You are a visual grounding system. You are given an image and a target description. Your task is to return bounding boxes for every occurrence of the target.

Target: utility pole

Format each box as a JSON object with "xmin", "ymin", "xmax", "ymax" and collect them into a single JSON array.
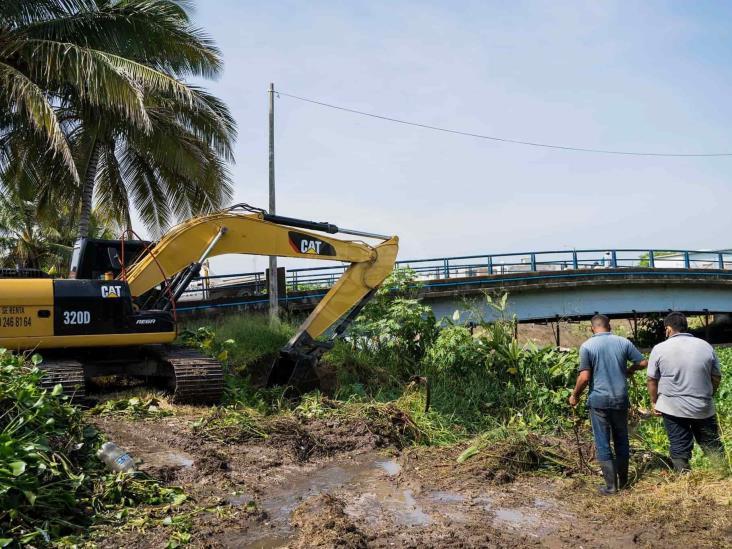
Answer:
[{"xmin": 268, "ymin": 83, "xmax": 278, "ymax": 323}]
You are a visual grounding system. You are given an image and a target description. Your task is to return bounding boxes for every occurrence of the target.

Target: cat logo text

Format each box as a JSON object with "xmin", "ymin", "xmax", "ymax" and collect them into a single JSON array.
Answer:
[
  {"xmin": 101, "ymin": 285, "xmax": 123, "ymax": 298},
  {"xmin": 288, "ymin": 232, "xmax": 336, "ymax": 256}
]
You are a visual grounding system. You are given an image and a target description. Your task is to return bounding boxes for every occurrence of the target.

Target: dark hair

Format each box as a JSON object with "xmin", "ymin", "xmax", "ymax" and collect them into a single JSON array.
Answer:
[
  {"xmin": 591, "ymin": 314, "xmax": 611, "ymax": 329},
  {"xmin": 664, "ymin": 311, "xmax": 688, "ymax": 333}
]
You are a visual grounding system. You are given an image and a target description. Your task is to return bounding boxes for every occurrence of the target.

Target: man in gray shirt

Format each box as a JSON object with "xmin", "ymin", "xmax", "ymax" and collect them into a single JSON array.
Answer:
[
  {"xmin": 569, "ymin": 314, "xmax": 647, "ymax": 494},
  {"xmin": 647, "ymin": 311, "xmax": 724, "ymax": 472}
]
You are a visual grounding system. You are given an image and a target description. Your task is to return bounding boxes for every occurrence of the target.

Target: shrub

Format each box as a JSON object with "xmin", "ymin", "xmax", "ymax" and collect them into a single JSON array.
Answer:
[{"xmin": 344, "ymin": 268, "xmax": 437, "ymax": 378}]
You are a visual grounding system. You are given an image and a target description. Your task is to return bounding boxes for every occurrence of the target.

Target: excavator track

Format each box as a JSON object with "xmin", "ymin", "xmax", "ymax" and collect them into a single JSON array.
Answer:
[
  {"xmin": 151, "ymin": 346, "xmax": 224, "ymax": 404},
  {"xmin": 38, "ymin": 360, "xmax": 86, "ymax": 401}
]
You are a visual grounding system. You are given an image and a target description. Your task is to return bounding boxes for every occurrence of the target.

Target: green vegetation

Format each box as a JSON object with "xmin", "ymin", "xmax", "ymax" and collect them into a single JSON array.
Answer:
[
  {"xmin": 1, "ymin": 0, "xmax": 235, "ymax": 272},
  {"xmin": 183, "ymin": 269, "xmax": 731, "ymax": 470},
  {"xmin": 0, "ymin": 350, "xmax": 189, "ymax": 547}
]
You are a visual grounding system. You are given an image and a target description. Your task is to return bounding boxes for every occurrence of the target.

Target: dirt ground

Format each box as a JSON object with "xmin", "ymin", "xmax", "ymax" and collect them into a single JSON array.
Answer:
[{"xmin": 89, "ymin": 409, "xmax": 732, "ymax": 549}]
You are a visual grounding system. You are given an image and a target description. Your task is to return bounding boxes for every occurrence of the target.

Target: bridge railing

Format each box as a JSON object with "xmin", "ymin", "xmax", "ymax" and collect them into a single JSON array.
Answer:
[
  {"xmin": 285, "ymin": 249, "xmax": 732, "ymax": 291},
  {"xmin": 178, "ymin": 248, "xmax": 732, "ymax": 298},
  {"xmin": 178, "ymin": 270, "xmax": 266, "ymax": 301}
]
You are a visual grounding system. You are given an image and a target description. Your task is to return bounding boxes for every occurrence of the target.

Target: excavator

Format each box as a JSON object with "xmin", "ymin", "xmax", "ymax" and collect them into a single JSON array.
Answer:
[{"xmin": 0, "ymin": 204, "xmax": 398, "ymax": 403}]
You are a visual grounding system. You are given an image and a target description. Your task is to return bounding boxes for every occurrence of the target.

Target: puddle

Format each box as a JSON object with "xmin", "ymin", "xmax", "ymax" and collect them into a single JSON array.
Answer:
[
  {"xmin": 227, "ymin": 493, "xmax": 255, "ymax": 507},
  {"xmin": 140, "ymin": 450, "xmax": 194, "ymax": 470},
  {"xmin": 240, "ymin": 535, "xmax": 291, "ymax": 549},
  {"xmin": 430, "ymin": 491, "xmax": 465, "ymax": 503},
  {"xmin": 534, "ymin": 497, "xmax": 553, "ymax": 509},
  {"xmin": 375, "ymin": 459, "xmax": 401, "ymax": 476},
  {"xmin": 229, "ymin": 453, "xmax": 427, "ymax": 546},
  {"xmin": 348, "ymin": 488, "xmax": 431, "ymax": 527},
  {"xmin": 475, "ymin": 494, "xmax": 495, "ymax": 509},
  {"xmin": 494, "ymin": 508, "xmax": 539, "ymax": 527}
]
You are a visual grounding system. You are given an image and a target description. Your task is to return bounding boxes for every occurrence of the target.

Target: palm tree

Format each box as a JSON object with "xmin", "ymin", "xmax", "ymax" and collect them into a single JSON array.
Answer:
[
  {"xmin": 0, "ymin": 178, "xmax": 120, "ymax": 272},
  {"xmin": 0, "ymin": 0, "xmax": 236, "ymax": 238}
]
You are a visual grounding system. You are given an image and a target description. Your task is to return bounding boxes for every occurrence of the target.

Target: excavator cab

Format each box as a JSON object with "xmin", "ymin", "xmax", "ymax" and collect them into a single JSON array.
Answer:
[{"xmin": 69, "ymin": 238, "xmax": 150, "ymax": 280}]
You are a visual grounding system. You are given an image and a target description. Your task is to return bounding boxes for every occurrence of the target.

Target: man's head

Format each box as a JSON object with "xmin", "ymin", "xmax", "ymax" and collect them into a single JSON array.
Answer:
[
  {"xmin": 664, "ymin": 311, "xmax": 688, "ymax": 338},
  {"xmin": 590, "ymin": 314, "xmax": 611, "ymax": 334}
]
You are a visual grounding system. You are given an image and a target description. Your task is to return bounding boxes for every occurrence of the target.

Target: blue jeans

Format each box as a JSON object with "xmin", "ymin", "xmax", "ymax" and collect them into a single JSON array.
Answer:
[{"xmin": 590, "ymin": 407, "xmax": 630, "ymax": 462}]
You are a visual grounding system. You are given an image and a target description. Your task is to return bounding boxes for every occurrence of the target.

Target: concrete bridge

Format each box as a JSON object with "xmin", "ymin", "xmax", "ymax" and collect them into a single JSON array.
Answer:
[{"xmin": 177, "ymin": 248, "xmax": 732, "ymax": 327}]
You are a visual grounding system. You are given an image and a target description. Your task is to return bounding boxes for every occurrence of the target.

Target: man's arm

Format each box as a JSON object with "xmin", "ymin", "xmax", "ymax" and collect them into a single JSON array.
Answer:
[
  {"xmin": 626, "ymin": 341, "xmax": 648, "ymax": 375},
  {"xmin": 628, "ymin": 359, "xmax": 648, "ymax": 375},
  {"xmin": 712, "ymin": 375, "xmax": 721, "ymax": 394},
  {"xmin": 569, "ymin": 370, "xmax": 592, "ymax": 407},
  {"xmin": 711, "ymin": 351, "xmax": 722, "ymax": 395},
  {"xmin": 647, "ymin": 378, "xmax": 661, "ymax": 415},
  {"xmin": 646, "ymin": 347, "xmax": 662, "ymax": 415}
]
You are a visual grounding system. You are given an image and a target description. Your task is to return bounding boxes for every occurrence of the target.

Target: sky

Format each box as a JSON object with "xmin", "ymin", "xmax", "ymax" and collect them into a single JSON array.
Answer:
[{"xmin": 148, "ymin": 1, "xmax": 732, "ymax": 275}]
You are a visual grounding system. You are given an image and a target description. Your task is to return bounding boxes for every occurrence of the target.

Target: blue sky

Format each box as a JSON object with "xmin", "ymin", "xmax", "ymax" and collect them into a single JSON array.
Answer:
[{"xmin": 163, "ymin": 1, "xmax": 732, "ymax": 274}]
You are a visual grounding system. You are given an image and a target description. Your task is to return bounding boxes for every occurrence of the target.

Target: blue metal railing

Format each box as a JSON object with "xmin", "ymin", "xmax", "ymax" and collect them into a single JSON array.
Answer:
[
  {"xmin": 178, "ymin": 270, "xmax": 266, "ymax": 301},
  {"xmin": 179, "ymin": 248, "xmax": 732, "ymax": 300}
]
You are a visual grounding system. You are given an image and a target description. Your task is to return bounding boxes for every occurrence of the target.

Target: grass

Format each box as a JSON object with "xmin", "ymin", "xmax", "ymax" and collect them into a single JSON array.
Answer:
[{"xmin": 180, "ymin": 314, "xmax": 294, "ymax": 374}]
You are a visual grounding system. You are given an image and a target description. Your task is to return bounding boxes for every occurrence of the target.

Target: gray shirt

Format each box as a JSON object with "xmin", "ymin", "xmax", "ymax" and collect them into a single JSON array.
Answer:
[
  {"xmin": 647, "ymin": 333, "xmax": 722, "ymax": 419},
  {"xmin": 579, "ymin": 332, "xmax": 644, "ymax": 409}
]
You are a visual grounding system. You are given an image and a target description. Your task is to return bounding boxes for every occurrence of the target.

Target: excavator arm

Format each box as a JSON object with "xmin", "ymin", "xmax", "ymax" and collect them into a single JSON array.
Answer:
[{"xmin": 123, "ymin": 205, "xmax": 398, "ymax": 387}]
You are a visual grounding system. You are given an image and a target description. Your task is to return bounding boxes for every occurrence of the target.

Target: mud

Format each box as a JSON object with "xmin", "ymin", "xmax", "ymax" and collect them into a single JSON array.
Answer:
[{"xmin": 91, "ymin": 413, "xmax": 732, "ymax": 549}]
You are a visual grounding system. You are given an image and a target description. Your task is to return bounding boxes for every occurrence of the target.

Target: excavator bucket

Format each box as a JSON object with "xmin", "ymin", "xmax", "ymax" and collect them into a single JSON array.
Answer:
[{"xmin": 267, "ymin": 350, "xmax": 321, "ymax": 394}]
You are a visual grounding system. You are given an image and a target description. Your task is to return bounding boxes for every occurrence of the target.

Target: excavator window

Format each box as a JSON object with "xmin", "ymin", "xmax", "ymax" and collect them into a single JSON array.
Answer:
[{"xmin": 70, "ymin": 238, "xmax": 151, "ymax": 280}]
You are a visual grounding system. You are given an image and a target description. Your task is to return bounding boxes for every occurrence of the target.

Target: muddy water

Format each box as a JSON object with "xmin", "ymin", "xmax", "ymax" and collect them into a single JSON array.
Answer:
[
  {"xmin": 236, "ymin": 453, "xmax": 415, "ymax": 548},
  {"xmin": 230, "ymin": 452, "xmax": 567, "ymax": 548}
]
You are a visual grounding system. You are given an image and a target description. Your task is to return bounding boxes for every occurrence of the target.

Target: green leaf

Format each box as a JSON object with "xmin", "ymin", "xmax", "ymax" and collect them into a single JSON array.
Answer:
[
  {"xmin": 0, "ymin": 539, "xmax": 12, "ymax": 547},
  {"xmin": 23, "ymin": 490, "xmax": 37, "ymax": 505},
  {"xmin": 171, "ymin": 492, "xmax": 187, "ymax": 506},
  {"xmin": 31, "ymin": 354, "xmax": 43, "ymax": 366},
  {"xmin": 9, "ymin": 461, "xmax": 26, "ymax": 476},
  {"xmin": 51, "ymin": 383, "xmax": 63, "ymax": 396},
  {"xmin": 457, "ymin": 445, "xmax": 480, "ymax": 463}
]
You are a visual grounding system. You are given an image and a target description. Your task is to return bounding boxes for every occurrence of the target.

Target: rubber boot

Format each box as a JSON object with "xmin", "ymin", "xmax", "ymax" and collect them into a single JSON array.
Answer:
[
  {"xmin": 598, "ymin": 460, "xmax": 618, "ymax": 495},
  {"xmin": 671, "ymin": 457, "xmax": 690, "ymax": 473},
  {"xmin": 616, "ymin": 457, "xmax": 630, "ymax": 489}
]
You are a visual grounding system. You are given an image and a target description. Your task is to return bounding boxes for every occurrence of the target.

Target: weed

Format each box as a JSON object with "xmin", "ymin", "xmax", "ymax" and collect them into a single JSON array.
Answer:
[{"xmin": 88, "ymin": 395, "xmax": 172, "ymax": 419}]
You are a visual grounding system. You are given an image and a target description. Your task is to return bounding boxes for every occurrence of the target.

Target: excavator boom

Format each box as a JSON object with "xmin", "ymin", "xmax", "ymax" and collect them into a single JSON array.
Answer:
[{"xmin": 124, "ymin": 207, "xmax": 398, "ymax": 342}]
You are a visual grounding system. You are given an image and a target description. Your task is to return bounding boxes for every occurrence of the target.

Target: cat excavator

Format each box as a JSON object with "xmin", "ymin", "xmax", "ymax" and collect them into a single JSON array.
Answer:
[{"xmin": 0, "ymin": 204, "xmax": 398, "ymax": 403}]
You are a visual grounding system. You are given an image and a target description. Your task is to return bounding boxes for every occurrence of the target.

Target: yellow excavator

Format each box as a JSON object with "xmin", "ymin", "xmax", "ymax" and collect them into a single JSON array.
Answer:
[{"xmin": 0, "ymin": 204, "xmax": 398, "ymax": 402}]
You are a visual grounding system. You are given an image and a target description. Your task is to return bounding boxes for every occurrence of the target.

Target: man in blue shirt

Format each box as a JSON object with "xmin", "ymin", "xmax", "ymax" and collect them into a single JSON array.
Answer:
[{"xmin": 569, "ymin": 315, "xmax": 647, "ymax": 494}]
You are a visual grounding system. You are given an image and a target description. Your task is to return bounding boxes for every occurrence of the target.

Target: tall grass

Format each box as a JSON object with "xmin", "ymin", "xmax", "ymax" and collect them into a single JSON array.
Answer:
[{"xmin": 181, "ymin": 314, "xmax": 295, "ymax": 372}]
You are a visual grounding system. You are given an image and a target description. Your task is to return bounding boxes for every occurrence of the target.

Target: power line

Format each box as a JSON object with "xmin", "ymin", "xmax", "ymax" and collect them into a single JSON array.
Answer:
[{"xmin": 276, "ymin": 90, "xmax": 732, "ymax": 158}]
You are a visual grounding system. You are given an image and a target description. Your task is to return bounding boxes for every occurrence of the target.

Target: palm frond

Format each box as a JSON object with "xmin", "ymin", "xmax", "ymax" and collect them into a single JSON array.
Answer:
[
  {"xmin": 20, "ymin": 0, "xmax": 222, "ymax": 78},
  {"xmin": 0, "ymin": 62, "xmax": 79, "ymax": 181}
]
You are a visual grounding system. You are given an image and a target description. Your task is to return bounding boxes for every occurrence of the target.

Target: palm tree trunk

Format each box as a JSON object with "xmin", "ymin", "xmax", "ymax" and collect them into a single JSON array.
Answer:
[
  {"xmin": 124, "ymin": 210, "xmax": 133, "ymax": 235},
  {"xmin": 77, "ymin": 139, "xmax": 102, "ymax": 239}
]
